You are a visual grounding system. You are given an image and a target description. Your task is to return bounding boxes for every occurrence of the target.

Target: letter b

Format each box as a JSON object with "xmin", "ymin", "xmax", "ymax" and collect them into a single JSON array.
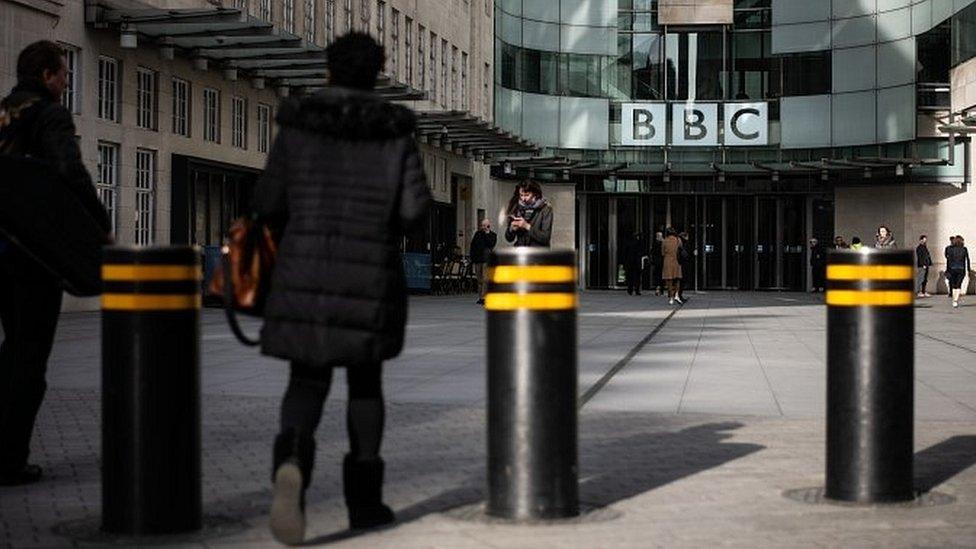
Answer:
[{"xmin": 684, "ymin": 109, "xmax": 707, "ymax": 141}]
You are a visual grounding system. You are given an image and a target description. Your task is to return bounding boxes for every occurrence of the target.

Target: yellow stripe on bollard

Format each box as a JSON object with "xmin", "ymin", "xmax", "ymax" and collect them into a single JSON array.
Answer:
[
  {"xmin": 484, "ymin": 292, "xmax": 578, "ymax": 311},
  {"xmin": 825, "ymin": 290, "xmax": 913, "ymax": 307},
  {"xmin": 102, "ymin": 264, "xmax": 202, "ymax": 281},
  {"xmin": 826, "ymin": 264, "xmax": 914, "ymax": 281},
  {"xmin": 490, "ymin": 265, "xmax": 577, "ymax": 284},
  {"xmin": 102, "ymin": 293, "xmax": 202, "ymax": 311}
]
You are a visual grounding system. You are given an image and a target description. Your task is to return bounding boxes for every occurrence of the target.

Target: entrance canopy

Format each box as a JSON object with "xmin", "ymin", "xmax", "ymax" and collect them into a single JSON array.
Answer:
[
  {"xmin": 86, "ymin": 1, "xmax": 423, "ymax": 99},
  {"xmin": 414, "ymin": 111, "xmax": 554, "ymax": 166}
]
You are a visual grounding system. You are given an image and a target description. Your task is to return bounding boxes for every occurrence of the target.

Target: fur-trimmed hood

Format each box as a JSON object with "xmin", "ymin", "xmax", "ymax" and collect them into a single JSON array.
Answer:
[{"xmin": 275, "ymin": 87, "xmax": 416, "ymax": 141}]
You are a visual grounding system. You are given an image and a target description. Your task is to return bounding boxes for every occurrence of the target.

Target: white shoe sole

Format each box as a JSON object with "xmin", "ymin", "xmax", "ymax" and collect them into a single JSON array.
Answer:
[{"xmin": 270, "ymin": 463, "xmax": 305, "ymax": 545}]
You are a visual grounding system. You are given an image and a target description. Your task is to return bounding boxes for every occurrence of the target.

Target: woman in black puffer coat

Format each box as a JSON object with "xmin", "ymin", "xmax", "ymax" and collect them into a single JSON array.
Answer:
[{"xmin": 252, "ymin": 33, "xmax": 431, "ymax": 544}]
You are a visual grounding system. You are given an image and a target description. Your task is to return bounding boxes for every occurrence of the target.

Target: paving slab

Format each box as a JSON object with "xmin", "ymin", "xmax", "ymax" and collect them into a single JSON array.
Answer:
[{"xmin": 2, "ymin": 291, "xmax": 976, "ymax": 548}]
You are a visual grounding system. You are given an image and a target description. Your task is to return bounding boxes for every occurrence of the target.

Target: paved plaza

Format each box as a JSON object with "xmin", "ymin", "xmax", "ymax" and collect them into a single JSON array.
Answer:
[{"xmin": 1, "ymin": 291, "xmax": 975, "ymax": 548}]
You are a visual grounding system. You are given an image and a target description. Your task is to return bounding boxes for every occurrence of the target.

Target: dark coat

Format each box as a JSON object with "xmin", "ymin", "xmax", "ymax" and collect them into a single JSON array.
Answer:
[
  {"xmin": 252, "ymin": 87, "xmax": 432, "ymax": 368},
  {"xmin": 505, "ymin": 200, "xmax": 553, "ymax": 247},
  {"xmin": 0, "ymin": 84, "xmax": 110, "ymax": 232},
  {"xmin": 469, "ymin": 230, "xmax": 497, "ymax": 264},
  {"xmin": 621, "ymin": 236, "xmax": 644, "ymax": 271},
  {"xmin": 809, "ymin": 244, "xmax": 826, "ymax": 267},
  {"xmin": 945, "ymin": 245, "xmax": 971, "ymax": 272},
  {"xmin": 916, "ymin": 243, "xmax": 932, "ymax": 267}
]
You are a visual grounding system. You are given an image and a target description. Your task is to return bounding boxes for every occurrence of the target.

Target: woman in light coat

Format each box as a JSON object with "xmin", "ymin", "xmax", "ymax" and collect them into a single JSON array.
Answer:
[{"xmin": 661, "ymin": 227, "xmax": 684, "ymax": 305}]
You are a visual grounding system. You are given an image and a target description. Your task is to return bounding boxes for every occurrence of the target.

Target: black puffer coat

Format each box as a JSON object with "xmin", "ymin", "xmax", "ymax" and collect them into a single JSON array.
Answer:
[{"xmin": 252, "ymin": 87, "xmax": 431, "ymax": 367}]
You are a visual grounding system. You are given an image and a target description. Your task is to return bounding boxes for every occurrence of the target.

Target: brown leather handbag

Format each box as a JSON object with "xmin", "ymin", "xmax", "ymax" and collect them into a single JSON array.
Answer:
[{"xmin": 208, "ymin": 217, "xmax": 277, "ymax": 346}]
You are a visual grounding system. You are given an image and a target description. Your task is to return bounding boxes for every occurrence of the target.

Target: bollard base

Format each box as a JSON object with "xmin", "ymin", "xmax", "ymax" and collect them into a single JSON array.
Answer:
[
  {"xmin": 783, "ymin": 487, "xmax": 955, "ymax": 508},
  {"xmin": 445, "ymin": 502, "xmax": 620, "ymax": 525}
]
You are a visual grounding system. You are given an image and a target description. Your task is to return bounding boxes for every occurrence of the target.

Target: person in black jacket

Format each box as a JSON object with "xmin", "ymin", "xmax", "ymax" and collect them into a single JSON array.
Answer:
[
  {"xmin": 469, "ymin": 219, "xmax": 497, "ymax": 304},
  {"xmin": 945, "ymin": 235, "xmax": 971, "ymax": 308},
  {"xmin": 505, "ymin": 180, "xmax": 553, "ymax": 247},
  {"xmin": 0, "ymin": 41, "xmax": 110, "ymax": 487},
  {"xmin": 809, "ymin": 238, "xmax": 826, "ymax": 292},
  {"xmin": 251, "ymin": 33, "xmax": 432, "ymax": 544},
  {"xmin": 916, "ymin": 235, "xmax": 933, "ymax": 298},
  {"xmin": 621, "ymin": 232, "xmax": 644, "ymax": 295}
]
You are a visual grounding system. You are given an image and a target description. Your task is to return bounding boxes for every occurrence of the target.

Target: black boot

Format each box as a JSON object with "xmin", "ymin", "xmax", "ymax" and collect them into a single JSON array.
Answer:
[
  {"xmin": 270, "ymin": 430, "xmax": 315, "ymax": 545},
  {"xmin": 343, "ymin": 454, "xmax": 395, "ymax": 529}
]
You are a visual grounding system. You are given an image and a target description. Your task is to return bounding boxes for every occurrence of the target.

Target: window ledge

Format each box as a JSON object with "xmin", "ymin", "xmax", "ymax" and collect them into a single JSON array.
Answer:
[{"xmin": 8, "ymin": 0, "xmax": 63, "ymax": 17}]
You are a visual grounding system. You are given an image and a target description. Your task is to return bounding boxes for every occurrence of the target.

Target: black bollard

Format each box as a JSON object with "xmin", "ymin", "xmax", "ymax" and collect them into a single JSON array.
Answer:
[
  {"xmin": 101, "ymin": 246, "xmax": 202, "ymax": 535},
  {"xmin": 825, "ymin": 248, "xmax": 914, "ymax": 503},
  {"xmin": 486, "ymin": 248, "xmax": 579, "ymax": 520}
]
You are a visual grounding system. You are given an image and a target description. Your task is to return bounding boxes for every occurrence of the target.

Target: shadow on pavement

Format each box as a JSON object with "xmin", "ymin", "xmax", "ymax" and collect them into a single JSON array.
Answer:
[
  {"xmin": 914, "ymin": 435, "xmax": 976, "ymax": 493},
  {"xmin": 302, "ymin": 420, "xmax": 764, "ymax": 545},
  {"xmin": 579, "ymin": 421, "xmax": 764, "ymax": 507}
]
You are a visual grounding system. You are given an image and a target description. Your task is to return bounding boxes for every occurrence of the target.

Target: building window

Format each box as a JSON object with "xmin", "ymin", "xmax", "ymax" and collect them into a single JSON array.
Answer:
[
  {"xmin": 97, "ymin": 56, "xmax": 119, "ymax": 122},
  {"xmin": 172, "ymin": 77, "xmax": 190, "ymax": 137},
  {"xmin": 232, "ymin": 96, "xmax": 247, "ymax": 149},
  {"xmin": 257, "ymin": 103, "xmax": 271, "ymax": 153},
  {"xmin": 283, "ymin": 0, "xmax": 295, "ymax": 32},
  {"xmin": 96, "ymin": 142, "xmax": 119, "ymax": 234},
  {"xmin": 60, "ymin": 44, "xmax": 80, "ymax": 114},
  {"xmin": 375, "ymin": 1, "xmax": 385, "ymax": 43},
  {"xmin": 136, "ymin": 67, "xmax": 157, "ymax": 130},
  {"xmin": 259, "ymin": 0, "xmax": 272, "ymax": 20},
  {"xmin": 404, "ymin": 17, "xmax": 413, "ymax": 86},
  {"xmin": 418, "ymin": 25, "xmax": 426, "ymax": 90},
  {"xmin": 451, "ymin": 46, "xmax": 458, "ymax": 109},
  {"xmin": 782, "ymin": 51, "xmax": 831, "ymax": 97},
  {"xmin": 461, "ymin": 51, "xmax": 468, "ymax": 110},
  {"xmin": 633, "ymin": 33, "xmax": 664, "ymax": 100},
  {"xmin": 135, "ymin": 148, "xmax": 156, "ymax": 246},
  {"xmin": 390, "ymin": 9, "xmax": 399, "ymax": 80},
  {"xmin": 483, "ymin": 62, "xmax": 490, "ymax": 117},
  {"xmin": 430, "ymin": 31, "xmax": 437, "ymax": 98},
  {"xmin": 440, "ymin": 39, "xmax": 448, "ymax": 106},
  {"xmin": 344, "ymin": 0, "xmax": 352, "ymax": 31},
  {"xmin": 304, "ymin": 0, "xmax": 315, "ymax": 42},
  {"xmin": 360, "ymin": 0, "xmax": 370, "ymax": 31},
  {"xmin": 203, "ymin": 88, "xmax": 220, "ymax": 143},
  {"xmin": 325, "ymin": 0, "xmax": 335, "ymax": 42}
]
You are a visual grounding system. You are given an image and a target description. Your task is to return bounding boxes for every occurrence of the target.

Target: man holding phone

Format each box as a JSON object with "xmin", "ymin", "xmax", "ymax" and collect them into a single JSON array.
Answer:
[{"xmin": 505, "ymin": 180, "xmax": 553, "ymax": 248}]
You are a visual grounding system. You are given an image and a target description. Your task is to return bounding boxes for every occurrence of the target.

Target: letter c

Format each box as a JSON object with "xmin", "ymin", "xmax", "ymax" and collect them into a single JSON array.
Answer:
[{"xmin": 731, "ymin": 108, "xmax": 761, "ymax": 141}]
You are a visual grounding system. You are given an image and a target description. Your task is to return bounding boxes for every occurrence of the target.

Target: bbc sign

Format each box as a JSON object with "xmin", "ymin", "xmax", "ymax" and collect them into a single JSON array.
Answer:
[{"xmin": 620, "ymin": 102, "xmax": 768, "ymax": 147}]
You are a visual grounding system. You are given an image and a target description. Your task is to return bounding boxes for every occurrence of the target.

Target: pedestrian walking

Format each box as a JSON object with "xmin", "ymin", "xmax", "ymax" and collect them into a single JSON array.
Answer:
[
  {"xmin": 469, "ymin": 219, "xmax": 497, "ymax": 305},
  {"xmin": 851, "ymin": 236, "xmax": 864, "ymax": 250},
  {"xmin": 661, "ymin": 228, "xmax": 684, "ymax": 305},
  {"xmin": 875, "ymin": 225, "xmax": 896, "ymax": 248},
  {"xmin": 621, "ymin": 232, "xmax": 644, "ymax": 296},
  {"xmin": 833, "ymin": 236, "xmax": 849, "ymax": 249},
  {"xmin": 505, "ymin": 180, "xmax": 553, "ymax": 247},
  {"xmin": 251, "ymin": 33, "xmax": 431, "ymax": 544},
  {"xmin": 945, "ymin": 235, "xmax": 971, "ymax": 309},
  {"xmin": 916, "ymin": 235, "xmax": 933, "ymax": 298},
  {"xmin": 0, "ymin": 41, "xmax": 110, "ymax": 486},
  {"xmin": 651, "ymin": 231, "xmax": 664, "ymax": 295},
  {"xmin": 809, "ymin": 238, "xmax": 826, "ymax": 292},
  {"xmin": 677, "ymin": 231, "xmax": 692, "ymax": 302}
]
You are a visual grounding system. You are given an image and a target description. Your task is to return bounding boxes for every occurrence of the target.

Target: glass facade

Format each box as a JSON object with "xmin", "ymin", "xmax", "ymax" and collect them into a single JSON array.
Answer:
[{"xmin": 494, "ymin": 0, "xmax": 969, "ymax": 293}]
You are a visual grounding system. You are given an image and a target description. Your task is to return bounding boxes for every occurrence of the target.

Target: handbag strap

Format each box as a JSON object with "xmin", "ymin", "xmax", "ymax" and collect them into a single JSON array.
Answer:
[{"xmin": 221, "ymin": 251, "xmax": 261, "ymax": 347}]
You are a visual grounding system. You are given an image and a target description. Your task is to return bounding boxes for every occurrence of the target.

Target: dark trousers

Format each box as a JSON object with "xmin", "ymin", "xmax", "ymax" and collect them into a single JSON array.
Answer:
[
  {"xmin": 280, "ymin": 361, "xmax": 385, "ymax": 460},
  {"xmin": 625, "ymin": 264, "xmax": 641, "ymax": 294},
  {"xmin": 812, "ymin": 263, "xmax": 826, "ymax": 290},
  {"xmin": 0, "ymin": 252, "xmax": 63, "ymax": 470}
]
